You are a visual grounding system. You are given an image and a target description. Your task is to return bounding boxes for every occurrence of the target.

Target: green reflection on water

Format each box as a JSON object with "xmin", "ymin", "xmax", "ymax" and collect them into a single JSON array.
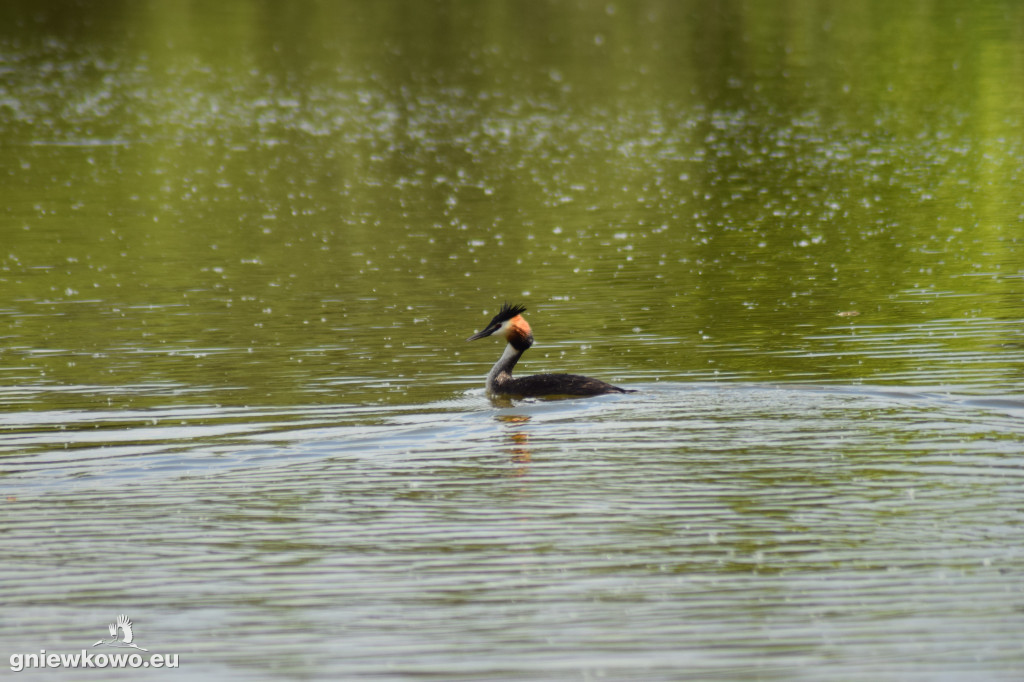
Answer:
[{"xmin": 1, "ymin": 0, "xmax": 1022, "ymax": 408}]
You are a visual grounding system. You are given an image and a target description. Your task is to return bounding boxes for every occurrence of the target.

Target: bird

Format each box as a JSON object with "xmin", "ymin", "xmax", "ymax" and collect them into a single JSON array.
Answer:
[
  {"xmin": 93, "ymin": 614, "xmax": 148, "ymax": 651},
  {"xmin": 467, "ymin": 302, "xmax": 633, "ymax": 397}
]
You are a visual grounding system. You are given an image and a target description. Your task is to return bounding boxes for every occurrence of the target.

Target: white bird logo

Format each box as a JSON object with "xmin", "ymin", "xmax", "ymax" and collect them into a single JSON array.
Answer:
[{"xmin": 92, "ymin": 614, "xmax": 148, "ymax": 651}]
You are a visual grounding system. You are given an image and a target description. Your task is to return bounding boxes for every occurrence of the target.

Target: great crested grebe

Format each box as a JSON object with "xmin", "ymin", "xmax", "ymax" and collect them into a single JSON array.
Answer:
[{"xmin": 467, "ymin": 302, "xmax": 633, "ymax": 397}]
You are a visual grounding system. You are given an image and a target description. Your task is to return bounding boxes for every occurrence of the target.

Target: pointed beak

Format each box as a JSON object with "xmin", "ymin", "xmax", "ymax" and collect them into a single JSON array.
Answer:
[{"xmin": 467, "ymin": 325, "xmax": 498, "ymax": 342}]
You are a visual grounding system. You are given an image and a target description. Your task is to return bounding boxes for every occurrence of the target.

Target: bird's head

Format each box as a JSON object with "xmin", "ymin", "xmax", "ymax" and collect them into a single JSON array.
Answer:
[{"xmin": 467, "ymin": 302, "xmax": 534, "ymax": 351}]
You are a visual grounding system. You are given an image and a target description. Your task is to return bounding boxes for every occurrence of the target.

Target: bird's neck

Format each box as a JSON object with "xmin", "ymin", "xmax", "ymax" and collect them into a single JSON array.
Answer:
[{"xmin": 487, "ymin": 342, "xmax": 525, "ymax": 393}]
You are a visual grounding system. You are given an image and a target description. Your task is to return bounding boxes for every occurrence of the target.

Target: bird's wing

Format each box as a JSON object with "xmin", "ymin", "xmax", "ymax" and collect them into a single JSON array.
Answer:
[{"xmin": 116, "ymin": 614, "xmax": 134, "ymax": 643}]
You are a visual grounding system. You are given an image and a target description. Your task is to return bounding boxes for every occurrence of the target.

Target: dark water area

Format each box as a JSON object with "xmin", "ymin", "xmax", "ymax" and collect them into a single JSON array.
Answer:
[{"xmin": 2, "ymin": 0, "xmax": 1023, "ymax": 679}]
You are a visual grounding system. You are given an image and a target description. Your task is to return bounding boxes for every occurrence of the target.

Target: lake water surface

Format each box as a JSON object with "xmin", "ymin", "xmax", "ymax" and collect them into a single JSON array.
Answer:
[{"xmin": 2, "ymin": 1, "xmax": 1023, "ymax": 679}]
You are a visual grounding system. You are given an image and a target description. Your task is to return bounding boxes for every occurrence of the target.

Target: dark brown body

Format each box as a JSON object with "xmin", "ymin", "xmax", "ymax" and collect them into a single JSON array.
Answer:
[{"xmin": 493, "ymin": 371, "xmax": 630, "ymax": 397}]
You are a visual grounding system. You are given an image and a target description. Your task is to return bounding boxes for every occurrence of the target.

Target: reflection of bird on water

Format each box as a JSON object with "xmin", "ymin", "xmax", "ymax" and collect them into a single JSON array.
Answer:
[
  {"xmin": 467, "ymin": 303, "xmax": 633, "ymax": 397},
  {"xmin": 497, "ymin": 414, "xmax": 533, "ymax": 471}
]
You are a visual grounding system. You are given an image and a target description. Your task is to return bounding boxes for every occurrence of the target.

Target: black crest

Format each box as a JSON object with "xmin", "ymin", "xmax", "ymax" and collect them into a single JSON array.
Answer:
[{"xmin": 491, "ymin": 302, "xmax": 527, "ymax": 326}]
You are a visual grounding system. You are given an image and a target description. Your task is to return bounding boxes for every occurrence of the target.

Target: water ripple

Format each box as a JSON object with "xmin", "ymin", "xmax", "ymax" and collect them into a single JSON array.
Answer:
[{"xmin": 2, "ymin": 384, "xmax": 1022, "ymax": 679}]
